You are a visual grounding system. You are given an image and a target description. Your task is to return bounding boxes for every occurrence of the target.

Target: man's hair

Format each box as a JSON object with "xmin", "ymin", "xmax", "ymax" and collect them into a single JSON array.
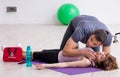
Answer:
[
  {"xmin": 92, "ymin": 29, "xmax": 109, "ymax": 44},
  {"xmin": 95, "ymin": 53, "xmax": 119, "ymax": 71}
]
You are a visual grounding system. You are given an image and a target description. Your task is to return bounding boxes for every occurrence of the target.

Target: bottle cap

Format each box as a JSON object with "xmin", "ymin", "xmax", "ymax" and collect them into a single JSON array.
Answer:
[{"xmin": 27, "ymin": 46, "xmax": 31, "ymax": 50}]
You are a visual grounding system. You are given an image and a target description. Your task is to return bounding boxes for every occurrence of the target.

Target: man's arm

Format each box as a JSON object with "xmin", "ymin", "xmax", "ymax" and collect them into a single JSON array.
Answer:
[
  {"xmin": 62, "ymin": 37, "xmax": 97, "ymax": 60},
  {"xmin": 102, "ymin": 46, "xmax": 111, "ymax": 53},
  {"xmin": 36, "ymin": 57, "xmax": 91, "ymax": 70},
  {"xmin": 102, "ymin": 33, "xmax": 112, "ymax": 53},
  {"xmin": 62, "ymin": 37, "xmax": 82, "ymax": 57}
]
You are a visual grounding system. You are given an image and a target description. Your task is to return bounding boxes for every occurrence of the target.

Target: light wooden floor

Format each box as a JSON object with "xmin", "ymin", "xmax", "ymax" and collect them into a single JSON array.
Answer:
[{"xmin": 0, "ymin": 24, "xmax": 120, "ymax": 77}]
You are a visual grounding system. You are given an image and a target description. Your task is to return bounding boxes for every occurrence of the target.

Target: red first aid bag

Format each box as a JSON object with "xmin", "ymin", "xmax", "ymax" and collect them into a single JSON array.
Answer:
[{"xmin": 3, "ymin": 47, "xmax": 23, "ymax": 62}]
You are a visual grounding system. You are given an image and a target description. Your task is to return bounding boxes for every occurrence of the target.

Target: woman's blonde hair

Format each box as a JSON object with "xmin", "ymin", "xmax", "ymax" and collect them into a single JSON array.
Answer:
[{"xmin": 95, "ymin": 53, "xmax": 119, "ymax": 71}]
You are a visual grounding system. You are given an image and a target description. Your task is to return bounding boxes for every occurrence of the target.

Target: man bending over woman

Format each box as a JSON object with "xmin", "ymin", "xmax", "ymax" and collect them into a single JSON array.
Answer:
[{"xmin": 23, "ymin": 15, "xmax": 118, "ymax": 70}]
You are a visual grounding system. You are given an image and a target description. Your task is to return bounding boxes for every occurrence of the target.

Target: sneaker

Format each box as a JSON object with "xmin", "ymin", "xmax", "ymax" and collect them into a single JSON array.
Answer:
[{"xmin": 1, "ymin": 45, "xmax": 7, "ymax": 51}]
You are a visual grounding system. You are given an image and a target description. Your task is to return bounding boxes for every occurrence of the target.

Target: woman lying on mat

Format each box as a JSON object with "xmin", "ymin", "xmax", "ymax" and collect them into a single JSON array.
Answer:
[{"xmin": 23, "ymin": 48, "xmax": 118, "ymax": 71}]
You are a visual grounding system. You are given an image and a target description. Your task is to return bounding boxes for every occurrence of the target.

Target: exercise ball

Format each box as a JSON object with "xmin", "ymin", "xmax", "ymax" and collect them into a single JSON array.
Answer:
[{"xmin": 57, "ymin": 3, "xmax": 80, "ymax": 25}]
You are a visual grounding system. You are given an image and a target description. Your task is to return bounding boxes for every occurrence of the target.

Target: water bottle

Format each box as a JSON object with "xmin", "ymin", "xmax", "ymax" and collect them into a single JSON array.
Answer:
[{"xmin": 26, "ymin": 46, "xmax": 32, "ymax": 67}]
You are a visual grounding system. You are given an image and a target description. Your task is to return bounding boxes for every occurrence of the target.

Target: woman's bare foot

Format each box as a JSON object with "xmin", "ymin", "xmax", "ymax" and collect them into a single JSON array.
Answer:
[{"xmin": 22, "ymin": 51, "xmax": 26, "ymax": 59}]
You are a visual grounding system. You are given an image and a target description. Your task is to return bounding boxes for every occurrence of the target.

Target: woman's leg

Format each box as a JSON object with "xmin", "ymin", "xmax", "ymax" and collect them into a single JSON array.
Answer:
[
  {"xmin": 60, "ymin": 22, "xmax": 74, "ymax": 50},
  {"xmin": 22, "ymin": 51, "xmax": 34, "ymax": 60},
  {"xmin": 33, "ymin": 49, "xmax": 60, "ymax": 63},
  {"xmin": 23, "ymin": 49, "xmax": 60, "ymax": 63}
]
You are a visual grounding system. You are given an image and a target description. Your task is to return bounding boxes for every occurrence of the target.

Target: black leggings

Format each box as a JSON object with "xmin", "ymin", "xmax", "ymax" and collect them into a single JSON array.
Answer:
[
  {"xmin": 33, "ymin": 22, "xmax": 75, "ymax": 63},
  {"xmin": 60, "ymin": 21, "xmax": 75, "ymax": 50},
  {"xmin": 33, "ymin": 49, "xmax": 60, "ymax": 63}
]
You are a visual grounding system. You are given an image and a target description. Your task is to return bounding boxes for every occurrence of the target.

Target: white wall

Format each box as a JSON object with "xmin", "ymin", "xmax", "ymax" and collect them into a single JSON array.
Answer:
[{"xmin": 0, "ymin": 0, "xmax": 120, "ymax": 25}]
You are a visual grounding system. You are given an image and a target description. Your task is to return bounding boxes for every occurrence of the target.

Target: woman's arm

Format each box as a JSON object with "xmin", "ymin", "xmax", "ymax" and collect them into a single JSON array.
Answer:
[{"xmin": 36, "ymin": 57, "xmax": 91, "ymax": 70}]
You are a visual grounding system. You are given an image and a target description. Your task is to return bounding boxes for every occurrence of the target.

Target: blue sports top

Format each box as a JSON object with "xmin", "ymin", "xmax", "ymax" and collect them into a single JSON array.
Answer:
[{"xmin": 70, "ymin": 15, "xmax": 112, "ymax": 51}]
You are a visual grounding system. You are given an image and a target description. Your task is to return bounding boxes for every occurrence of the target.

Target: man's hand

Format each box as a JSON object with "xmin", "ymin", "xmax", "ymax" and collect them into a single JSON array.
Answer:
[{"xmin": 82, "ymin": 48, "xmax": 97, "ymax": 61}]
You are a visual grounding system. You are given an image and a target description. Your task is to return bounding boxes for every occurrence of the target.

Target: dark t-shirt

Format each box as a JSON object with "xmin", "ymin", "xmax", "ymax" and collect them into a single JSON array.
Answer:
[{"xmin": 71, "ymin": 15, "xmax": 112, "ymax": 51}]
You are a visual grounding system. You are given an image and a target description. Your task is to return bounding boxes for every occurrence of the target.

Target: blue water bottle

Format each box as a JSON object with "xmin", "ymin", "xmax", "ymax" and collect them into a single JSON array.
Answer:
[{"xmin": 26, "ymin": 46, "xmax": 32, "ymax": 67}]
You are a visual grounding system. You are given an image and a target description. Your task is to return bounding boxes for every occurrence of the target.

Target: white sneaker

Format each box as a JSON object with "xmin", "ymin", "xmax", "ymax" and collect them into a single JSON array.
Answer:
[
  {"xmin": 18, "ymin": 43, "xmax": 22, "ymax": 47},
  {"xmin": 1, "ymin": 45, "xmax": 7, "ymax": 51},
  {"xmin": 1, "ymin": 43, "xmax": 22, "ymax": 51}
]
